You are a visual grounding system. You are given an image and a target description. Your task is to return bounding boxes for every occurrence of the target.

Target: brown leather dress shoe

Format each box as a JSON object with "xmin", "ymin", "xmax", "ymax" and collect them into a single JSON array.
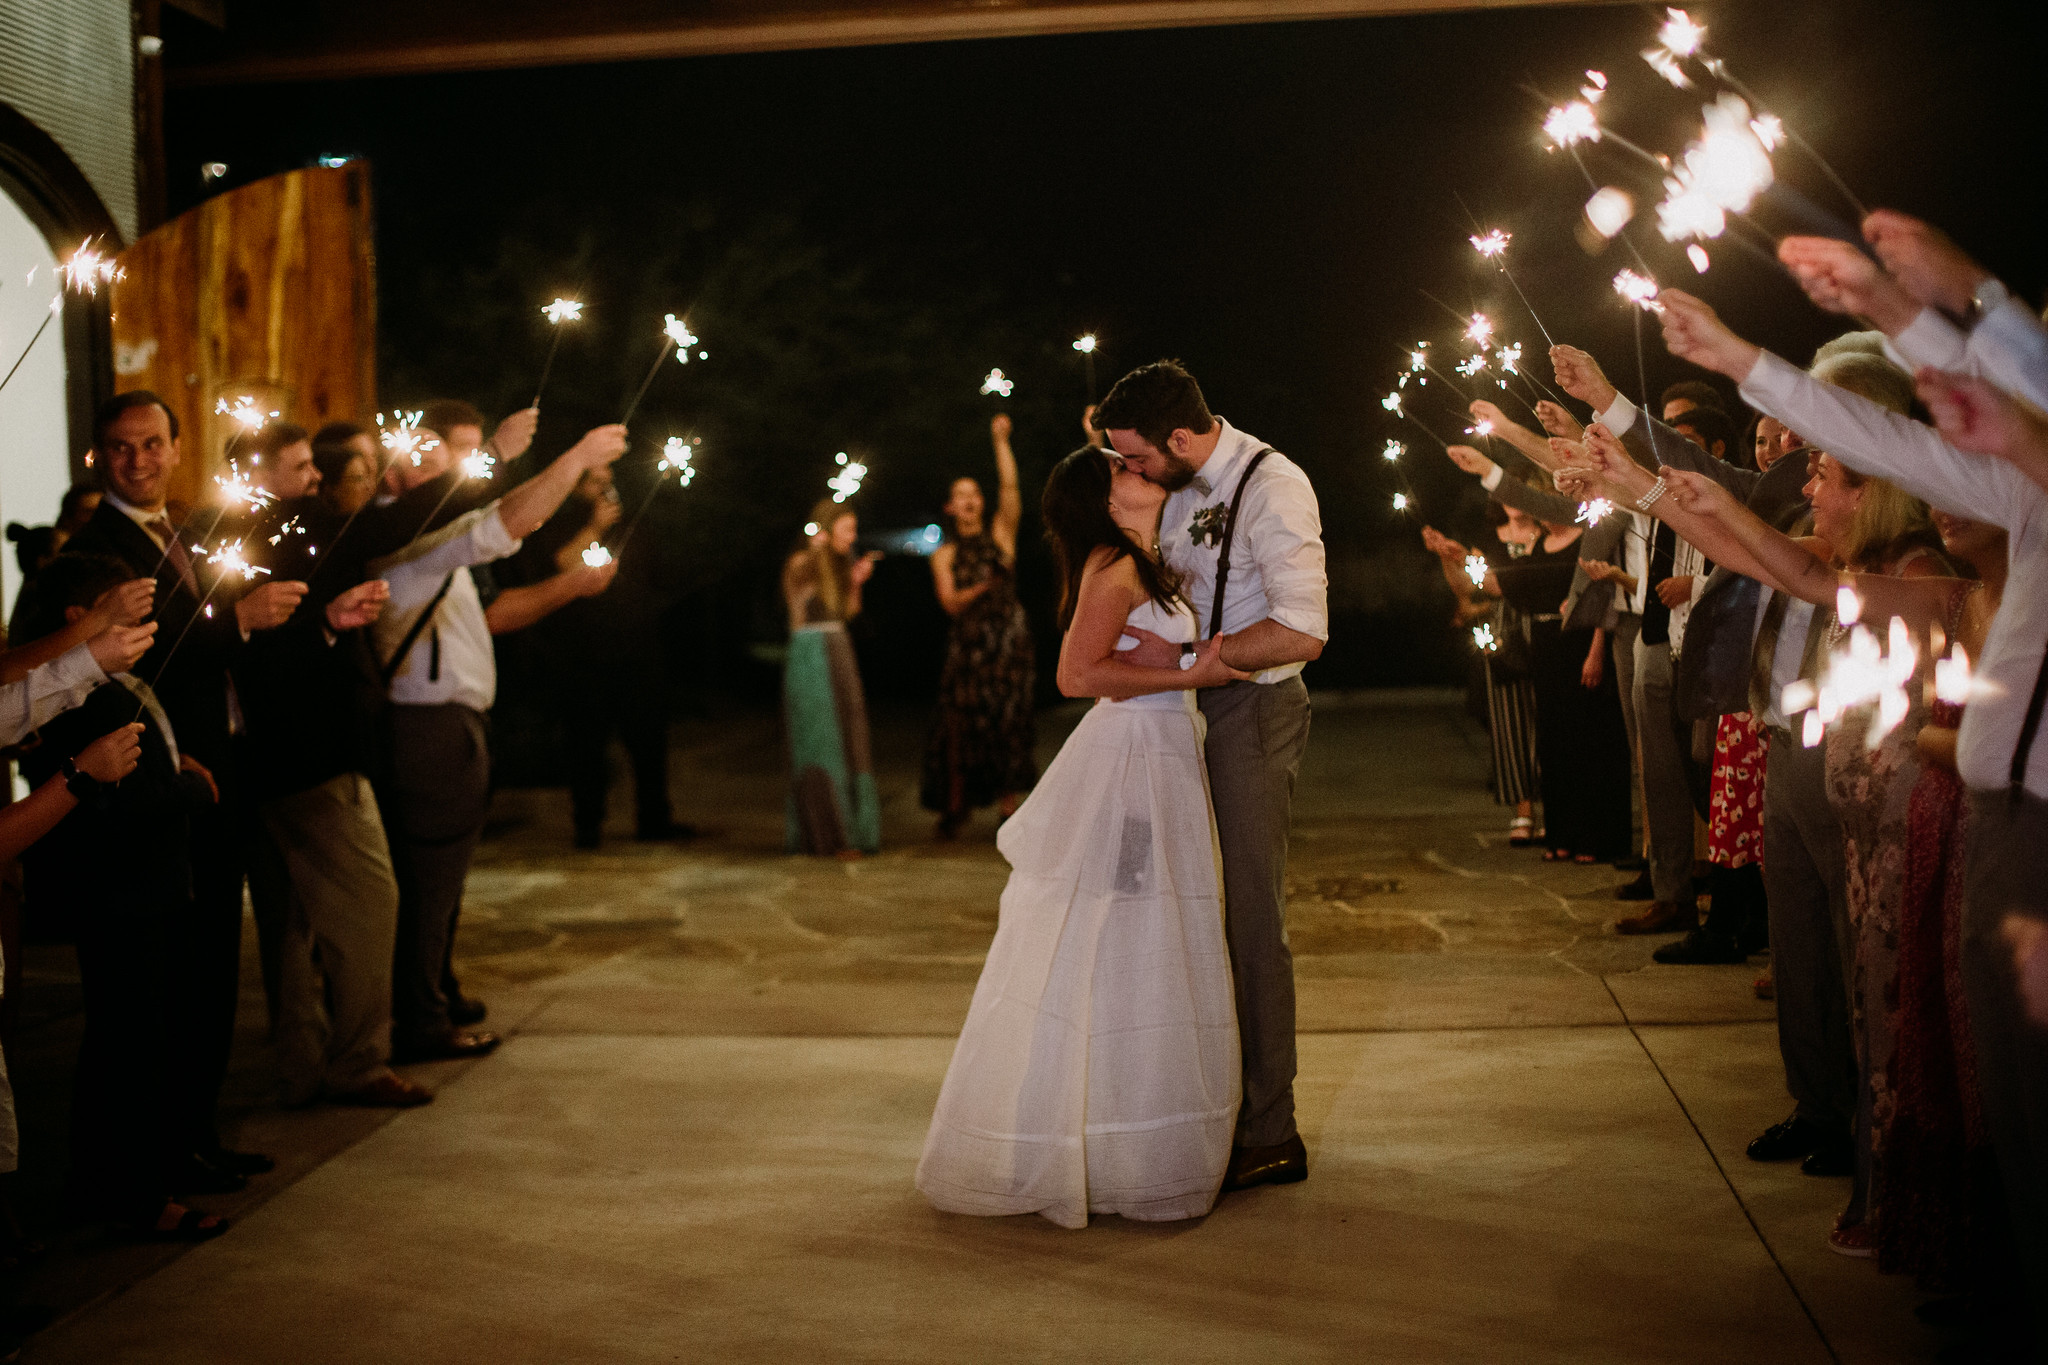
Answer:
[
  {"xmin": 1614, "ymin": 900, "xmax": 1698, "ymax": 935},
  {"xmin": 391, "ymin": 1029, "xmax": 501, "ymax": 1064},
  {"xmin": 331, "ymin": 1073, "xmax": 435, "ymax": 1108},
  {"xmin": 1221, "ymin": 1135, "xmax": 1308, "ymax": 1192}
]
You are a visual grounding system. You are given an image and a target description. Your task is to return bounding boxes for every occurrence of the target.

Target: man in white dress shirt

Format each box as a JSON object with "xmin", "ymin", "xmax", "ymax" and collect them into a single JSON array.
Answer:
[{"xmin": 1096, "ymin": 361, "xmax": 1328, "ymax": 1192}]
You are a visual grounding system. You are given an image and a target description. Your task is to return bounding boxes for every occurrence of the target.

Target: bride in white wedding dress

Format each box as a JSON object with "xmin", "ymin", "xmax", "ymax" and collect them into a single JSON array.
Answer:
[{"xmin": 916, "ymin": 446, "xmax": 1247, "ymax": 1229}]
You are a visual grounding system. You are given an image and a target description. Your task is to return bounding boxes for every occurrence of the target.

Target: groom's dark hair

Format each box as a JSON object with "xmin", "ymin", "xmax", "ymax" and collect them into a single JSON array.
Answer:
[{"xmin": 1093, "ymin": 360, "xmax": 1215, "ymax": 454}]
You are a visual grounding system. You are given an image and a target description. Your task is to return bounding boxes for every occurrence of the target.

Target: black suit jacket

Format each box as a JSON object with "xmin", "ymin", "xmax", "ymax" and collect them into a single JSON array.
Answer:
[
  {"xmin": 1672, "ymin": 450, "xmax": 1817, "ymax": 720},
  {"xmin": 60, "ymin": 501, "xmax": 250, "ymax": 770}
]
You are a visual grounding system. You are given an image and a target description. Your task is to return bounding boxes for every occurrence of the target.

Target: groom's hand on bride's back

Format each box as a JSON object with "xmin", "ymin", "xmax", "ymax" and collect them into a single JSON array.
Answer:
[{"xmin": 1119, "ymin": 626, "xmax": 1182, "ymax": 670}]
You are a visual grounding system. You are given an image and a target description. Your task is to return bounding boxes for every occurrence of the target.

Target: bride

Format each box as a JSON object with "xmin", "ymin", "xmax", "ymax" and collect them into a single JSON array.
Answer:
[{"xmin": 916, "ymin": 444, "xmax": 1247, "ymax": 1228}]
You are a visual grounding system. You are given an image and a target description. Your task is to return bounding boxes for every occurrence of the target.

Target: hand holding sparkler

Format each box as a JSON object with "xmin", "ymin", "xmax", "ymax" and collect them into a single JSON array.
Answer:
[
  {"xmin": 1443, "ymin": 444, "xmax": 1497, "ymax": 478},
  {"xmin": 1655, "ymin": 290, "xmax": 1763, "ymax": 380},
  {"xmin": 1533, "ymin": 401, "xmax": 1585, "ymax": 443},
  {"xmin": 1861, "ymin": 210, "xmax": 1993, "ymax": 319},
  {"xmin": 1655, "ymin": 466, "xmax": 1743, "ymax": 520},
  {"xmin": 92, "ymin": 578, "xmax": 158, "ymax": 629},
  {"xmin": 1549, "ymin": 346, "xmax": 1620, "ymax": 412},
  {"xmin": 490, "ymin": 407, "xmax": 541, "ymax": 463},
  {"xmin": 1916, "ymin": 369, "xmax": 2048, "ymax": 490},
  {"xmin": 75, "ymin": 724, "xmax": 145, "ymax": 785},
  {"xmin": 324, "ymin": 578, "xmax": 390, "ymax": 632},
  {"xmin": 1776, "ymin": 237, "xmax": 1919, "ymax": 332},
  {"xmin": 233, "ymin": 579, "xmax": 308, "ymax": 634},
  {"xmin": 87, "ymin": 621, "xmax": 157, "ymax": 675}
]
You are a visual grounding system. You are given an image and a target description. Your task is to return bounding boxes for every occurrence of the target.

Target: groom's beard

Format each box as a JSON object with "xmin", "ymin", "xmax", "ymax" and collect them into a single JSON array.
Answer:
[{"xmin": 1151, "ymin": 452, "xmax": 1200, "ymax": 492}]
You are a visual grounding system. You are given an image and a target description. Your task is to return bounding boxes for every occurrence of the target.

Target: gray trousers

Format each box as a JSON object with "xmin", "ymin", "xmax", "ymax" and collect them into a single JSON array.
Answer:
[
  {"xmin": 1610, "ymin": 615, "xmax": 1644, "ymax": 851},
  {"xmin": 264, "ymin": 773, "xmax": 401, "ymax": 1101},
  {"xmin": 376, "ymin": 704, "xmax": 492, "ymax": 1043},
  {"xmin": 1962, "ymin": 789, "xmax": 2048, "ymax": 1338},
  {"xmin": 1761, "ymin": 730, "xmax": 1855, "ymax": 1134},
  {"xmin": 1632, "ymin": 636, "xmax": 1694, "ymax": 902},
  {"xmin": 1197, "ymin": 675, "xmax": 1311, "ymax": 1149}
]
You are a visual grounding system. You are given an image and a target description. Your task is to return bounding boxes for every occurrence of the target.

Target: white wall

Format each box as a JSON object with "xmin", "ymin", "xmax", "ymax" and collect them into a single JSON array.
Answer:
[{"xmin": 0, "ymin": 186, "xmax": 70, "ymax": 621}]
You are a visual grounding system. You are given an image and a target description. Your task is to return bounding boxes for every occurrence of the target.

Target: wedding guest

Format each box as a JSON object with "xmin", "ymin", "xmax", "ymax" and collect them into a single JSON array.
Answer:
[
  {"xmin": 366, "ymin": 414, "xmax": 625, "ymax": 1061},
  {"xmin": 59, "ymin": 392, "xmax": 310, "ymax": 1191},
  {"xmin": 922, "ymin": 413, "xmax": 1037, "ymax": 838},
  {"xmin": 311, "ymin": 421, "xmax": 379, "ymax": 517},
  {"xmin": 782, "ymin": 501, "xmax": 881, "ymax": 858},
  {"xmin": 15, "ymin": 553, "xmax": 230, "ymax": 1238}
]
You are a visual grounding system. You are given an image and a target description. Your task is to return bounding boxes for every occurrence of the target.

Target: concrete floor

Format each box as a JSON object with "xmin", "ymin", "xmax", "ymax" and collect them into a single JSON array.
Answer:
[{"xmin": 18, "ymin": 691, "xmax": 1946, "ymax": 1363}]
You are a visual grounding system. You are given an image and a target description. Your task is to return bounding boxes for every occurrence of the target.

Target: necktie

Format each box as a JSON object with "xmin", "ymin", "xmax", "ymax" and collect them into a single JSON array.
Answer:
[{"xmin": 147, "ymin": 515, "xmax": 199, "ymax": 595}]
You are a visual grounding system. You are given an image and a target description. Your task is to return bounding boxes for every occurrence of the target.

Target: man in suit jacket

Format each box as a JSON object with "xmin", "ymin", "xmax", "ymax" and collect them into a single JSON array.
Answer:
[{"xmin": 58, "ymin": 392, "xmax": 309, "ymax": 1188}]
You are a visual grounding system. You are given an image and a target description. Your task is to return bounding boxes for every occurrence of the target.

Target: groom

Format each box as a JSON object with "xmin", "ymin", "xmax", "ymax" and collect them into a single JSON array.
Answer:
[{"xmin": 1096, "ymin": 360, "xmax": 1328, "ymax": 1191}]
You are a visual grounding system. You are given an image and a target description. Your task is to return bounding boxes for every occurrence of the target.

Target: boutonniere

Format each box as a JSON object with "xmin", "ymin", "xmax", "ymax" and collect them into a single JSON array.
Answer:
[{"xmin": 1188, "ymin": 504, "xmax": 1229, "ymax": 548}]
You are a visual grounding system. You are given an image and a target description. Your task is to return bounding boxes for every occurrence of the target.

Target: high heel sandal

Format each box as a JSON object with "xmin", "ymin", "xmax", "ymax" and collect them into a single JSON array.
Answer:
[{"xmin": 1508, "ymin": 816, "xmax": 1534, "ymax": 847}]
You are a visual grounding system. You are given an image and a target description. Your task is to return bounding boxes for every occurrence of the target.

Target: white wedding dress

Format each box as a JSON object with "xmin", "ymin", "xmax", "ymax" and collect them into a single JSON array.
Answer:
[{"xmin": 916, "ymin": 595, "xmax": 1240, "ymax": 1229}]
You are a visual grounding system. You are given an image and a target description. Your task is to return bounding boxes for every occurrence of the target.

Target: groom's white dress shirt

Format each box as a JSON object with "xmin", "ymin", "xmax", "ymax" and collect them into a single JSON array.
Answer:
[{"xmin": 1158, "ymin": 418, "xmax": 1328, "ymax": 685}]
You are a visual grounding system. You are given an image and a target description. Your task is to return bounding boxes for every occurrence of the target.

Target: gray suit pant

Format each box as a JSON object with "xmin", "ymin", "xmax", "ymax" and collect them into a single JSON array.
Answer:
[
  {"xmin": 1632, "ymin": 636, "xmax": 1694, "ymax": 903},
  {"xmin": 1198, "ymin": 676, "xmax": 1311, "ymax": 1149},
  {"xmin": 1761, "ymin": 730, "xmax": 1855, "ymax": 1135},
  {"xmin": 1610, "ymin": 615, "xmax": 1644, "ymax": 851},
  {"xmin": 377, "ymin": 704, "xmax": 492, "ymax": 1044},
  {"xmin": 1962, "ymin": 789, "xmax": 2048, "ymax": 1342}
]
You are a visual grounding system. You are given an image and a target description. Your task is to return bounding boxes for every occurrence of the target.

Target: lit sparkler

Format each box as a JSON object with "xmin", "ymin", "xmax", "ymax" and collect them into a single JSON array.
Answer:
[
  {"xmin": 205, "ymin": 539, "xmax": 270, "ymax": 582},
  {"xmin": 1658, "ymin": 7, "xmax": 1707, "ymax": 58},
  {"xmin": 1468, "ymin": 419, "xmax": 1496, "ymax": 438},
  {"xmin": 1687, "ymin": 245, "xmax": 1712, "ymax": 273},
  {"xmin": 1576, "ymin": 498, "xmax": 1616, "ymax": 526},
  {"xmin": 981, "ymin": 368, "xmax": 1015, "ymax": 398},
  {"xmin": 658, "ymin": 436, "xmax": 698, "ymax": 488},
  {"xmin": 380, "ymin": 411, "xmax": 438, "ymax": 468},
  {"xmin": 459, "ymin": 449, "xmax": 497, "ymax": 481},
  {"xmin": 1469, "ymin": 229, "xmax": 1510, "ymax": 259},
  {"xmin": 1473, "ymin": 622, "xmax": 1497, "ymax": 652},
  {"xmin": 1464, "ymin": 313, "xmax": 1495, "ymax": 348},
  {"xmin": 1456, "ymin": 354, "xmax": 1488, "ymax": 379},
  {"xmin": 1383, "ymin": 439, "xmax": 1405, "ymax": 463},
  {"xmin": 214, "ymin": 461, "xmax": 276, "ymax": 512},
  {"xmin": 1780, "ymin": 610, "xmax": 1922, "ymax": 751},
  {"xmin": 580, "ymin": 542, "xmax": 614, "ymax": 569},
  {"xmin": 1496, "ymin": 343, "xmax": 1524, "ymax": 374},
  {"xmin": 1382, "ymin": 390, "xmax": 1405, "ymax": 416},
  {"xmin": 1542, "ymin": 100, "xmax": 1602, "ymax": 150},
  {"xmin": 1584, "ymin": 187, "xmax": 1635, "ymax": 240},
  {"xmin": 534, "ymin": 297, "xmax": 584, "ymax": 406},
  {"xmin": 57, "ymin": 239, "xmax": 122, "ymax": 296},
  {"xmin": 663, "ymin": 314, "xmax": 700, "ymax": 363},
  {"xmin": 215, "ymin": 395, "xmax": 277, "ymax": 434},
  {"xmin": 1614, "ymin": 268, "xmax": 1665, "ymax": 312},
  {"xmin": 1642, "ymin": 47, "xmax": 1693, "ymax": 89},
  {"xmin": 1654, "ymin": 94, "xmax": 1776, "ymax": 245},
  {"xmin": 1934, "ymin": 646, "xmax": 1975, "ymax": 706},
  {"xmin": 1463, "ymin": 553, "xmax": 1488, "ymax": 588},
  {"xmin": 1392, "ymin": 492, "xmax": 1410, "ymax": 512},
  {"xmin": 542, "ymin": 298, "xmax": 584, "ymax": 325},
  {"xmin": 1072, "ymin": 334, "xmax": 1098, "ymax": 354},
  {"xmin": 828, "ymin": 451, "xmax": 867, "ymax": 504}
]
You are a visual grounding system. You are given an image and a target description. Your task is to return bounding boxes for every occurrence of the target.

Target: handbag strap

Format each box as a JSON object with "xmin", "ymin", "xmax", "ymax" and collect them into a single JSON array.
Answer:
[
  {"xmin": 1207, "ymin": 447, "xmax": 1276, "ymax": 640},
  {"xmin": 380, "ymin": 573, "xmax": 457, "ymax": 685}
]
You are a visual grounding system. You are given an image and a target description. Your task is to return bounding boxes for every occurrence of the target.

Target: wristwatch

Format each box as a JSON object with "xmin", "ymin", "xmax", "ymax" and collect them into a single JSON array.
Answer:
[
  {"xmin": 61, "ymin": 757, "xmax": 101, "ymax": 800},
  {"xmin": 1179, "ymin": 643, "xmax": 1198, "ymax": 671},
  {"xmin": 1960, "ymin": 277, "xmax": 2008, "ymax": 330}
]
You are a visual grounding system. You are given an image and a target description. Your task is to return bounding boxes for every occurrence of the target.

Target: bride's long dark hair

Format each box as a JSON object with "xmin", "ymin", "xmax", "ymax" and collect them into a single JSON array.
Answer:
[{"xmin": 1041, "ymin": 447, "xmax": 1180, "ymax": 629}]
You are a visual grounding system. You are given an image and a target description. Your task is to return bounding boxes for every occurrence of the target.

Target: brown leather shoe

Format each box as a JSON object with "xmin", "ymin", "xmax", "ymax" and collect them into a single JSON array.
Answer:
[
  {"xmin": 390, "ymin": 1029, "xmax": 501, "ymax": 1064},
  {"xmin": 1221, "ymin": 1135, "xmax": 1308, "ymax": 1192},
  {"xmin": 1615, "ymin": 900, "xmax": 1698, "ymax": 935},
  {"xmin": 330, "ymin": 1073, "xmax": 435, "ymax": 1108}
]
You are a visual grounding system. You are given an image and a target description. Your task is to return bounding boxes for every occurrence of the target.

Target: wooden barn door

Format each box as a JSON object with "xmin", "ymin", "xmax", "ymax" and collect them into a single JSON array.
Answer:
[{"xmin": 107, "ymin": 163, "xmax": 376, "ymax": 509}]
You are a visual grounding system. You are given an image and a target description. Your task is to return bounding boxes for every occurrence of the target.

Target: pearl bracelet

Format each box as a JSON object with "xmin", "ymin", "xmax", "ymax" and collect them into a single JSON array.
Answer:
[{"xmin": 1634, "ymin": 476, "xmax": 1668, "ymax": 512}]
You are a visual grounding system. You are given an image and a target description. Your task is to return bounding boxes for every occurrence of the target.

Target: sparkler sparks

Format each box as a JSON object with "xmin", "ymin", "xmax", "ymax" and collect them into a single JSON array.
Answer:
[
  {"xmin": 1468, "ymin": 419, "xmax": 1496, "ymax": 438},
  {"xmin": 1473, "ymin": 623, "xmax": 1497, "ymax": 652},
  {"xmin": 1392, "ymin": 492, "xmax": 1410, "ymax": 512},
  {"xmin": 580, "ymin": 542, "xmax": 614, "ymax": 569},
  {"xmin": 1750, "ymin": 113, "xmax": 1785, "ymax": 152},
  {"xmin": 1687, "ymin": 245, "xmax": 1712, "ymax": 273},
  {"xmin": 1464, "ymin": 314, "xmax": 1495, "ymax": 348},
  {"xmin": 828, "ymin": 451, "xmax": 867, "ymax": 504},
  {"xmin": 1576, "ymin": 498, "xmax": 1616, "ymax": 526},
  {"xmin": 542, "ymin": 297, "xmax": 584, "ymax": 324},
  {"xmin": 1072, "ymin": 334, "xmax": 1098, "ymax": 354},
  {"xmin": 1658, "ymin": 7, "xmax": 1707, "ymax": 58},
  {"xmin": 1583, "ymin": 187, "xmax": 1636, "ymax": 240},
  {"xmin": 1934, "ymin": 646, "xmax": 1975, "ymax": 706},
  {"xmin": 1463, "ymin": 554, "xmax": 1488, "ymax": 588},
  {"xmin": 214, "ymin": 462, "xmax": 276, "ymax": 512},
  {"xmin": 662, "ymin": 314, "xmax": 700, "ymax": 363},
  {"xmin": 1641, "ymin": 47, "xmax": 1693, "ymax": 89},
  {"xmin": 659, "ymin": 437, "xmax": 698, "ymax": 488},
  {"xmin": 1613, "ymin": 269, "xmax": 1665, "ymax": 313},
  {"xmin": 57, "ymin": 240, "xmax": 122, "ymax": 296},
  {"xmin": 1469, "ymin": 229, "xmax": 1511, "ymax": 259},
  {"xmin": 1542, "ymin": 100, "xmax": 1602, "ymax": 150},
  {"xmin": 1382, "ymin": 391, "xmax": 1405, "ymax": 416},
  {"xmin": 205, "ymin": 539, "xmax": 270, "ymax": 582},
  {"xmin": 1383, "ymin": 439, "xmax": 1405, "ymax": 463},
  {"xmin": 1455, "ymin": 354, "xmax": 1488, "ymax": 379},
  {"xmin": 1781, "ymin": 610, "xmax": 1923, "ymax": 751},
  {"xmin": 459, "ymin": 449, "xmax": 497, "ymax": 481},
  {"xmin": 1496, "ymin": 343, "xmax": 1524, "ymax": 375},
  {"xmin": 215, "ymin": 395, "xmax": 277, "ymax": 434},
  {"xmin": 379, "ymin": 411, "xmax": 438, "ymax": 467},
  {"xmin": 1654, "ymin": 95, "xmax": 1777, "ymax": 244},
  {"xmin": 981, "ymin": 368, "xmax": 1014, "ymax": 398}
]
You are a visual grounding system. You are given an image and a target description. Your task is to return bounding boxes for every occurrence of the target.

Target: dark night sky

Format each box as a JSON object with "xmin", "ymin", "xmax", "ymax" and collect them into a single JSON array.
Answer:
[{"xmin": 163, "ymin": 0, "xmax": 2048, "ymax": 695}]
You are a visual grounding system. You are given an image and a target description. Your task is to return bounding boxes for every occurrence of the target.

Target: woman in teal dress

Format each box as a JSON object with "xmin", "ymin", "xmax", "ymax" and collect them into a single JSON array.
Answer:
[{"xmin": 782, "ymin": 500, "xmax": 882, "ymax": 857}]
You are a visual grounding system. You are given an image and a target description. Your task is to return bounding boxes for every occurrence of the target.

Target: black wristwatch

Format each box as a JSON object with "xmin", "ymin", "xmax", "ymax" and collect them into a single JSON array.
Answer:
[{"xmin": 61, "ymin": 757, "xmax": 101, "ymax": 800}]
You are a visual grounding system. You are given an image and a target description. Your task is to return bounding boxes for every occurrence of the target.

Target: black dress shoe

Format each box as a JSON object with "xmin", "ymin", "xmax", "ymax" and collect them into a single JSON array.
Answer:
[
  {"xmin": 166, "ymin": 1155, "xmax": 246, "ymax": 1196},
  {"xmin": 447, "ymin": 993, "xmax": 488, "ymax": 1027},
  {"xmin": 1652, "ymin": 928, "xmax": 1749, "ymax": 965},
  {"xmin": 206, "ymin": 1147, "xmax": 276, "ymax": 1177},
  {"xmin": 1801, "ymin": 1135, "xmax": 1855, "ymax": 1178},
  {"xmin": 1615, "ymin": 870, "xmax": 1655, "ymax": 901},
  {"xmin": 1746, "ymin": 1115, "xmax": 1828, "ymax": 1162},
  {"xmin": 1221, "ymin": 1134, "xmax": 1308, "ymax": 1193},
  {"xmin": 391, "ymin": 1029, "xmax": 501, "ymax": 1064}
]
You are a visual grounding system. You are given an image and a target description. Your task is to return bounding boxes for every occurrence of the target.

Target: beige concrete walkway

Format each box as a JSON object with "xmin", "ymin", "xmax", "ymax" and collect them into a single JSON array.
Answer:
[{"xmin": 22, "ymin": 692, "xmax": 1939, "ymax": 1363}]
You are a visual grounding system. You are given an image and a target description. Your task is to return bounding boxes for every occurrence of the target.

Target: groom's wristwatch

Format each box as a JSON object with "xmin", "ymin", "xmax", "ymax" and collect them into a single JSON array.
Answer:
[{"xmin": 1178, "ymin": 643, "xmax": 1198, "ymax": 671}]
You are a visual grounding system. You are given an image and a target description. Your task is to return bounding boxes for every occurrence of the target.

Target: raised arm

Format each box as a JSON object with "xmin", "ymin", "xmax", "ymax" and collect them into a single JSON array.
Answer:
[
  {"xmin": 496, "ymin": 424, "xmax": 628, "ymax": 541},
  {"xmin": 1466, "ymin": 400, "xmax": 1555, "ymax": 469},
  {"xmin": 989, "ymin": 414, "xmax": 1022, "ymax": 559},
  {"xmin": 1917, "ymin": 368, "xmax": 2048, "ymax": 502}
]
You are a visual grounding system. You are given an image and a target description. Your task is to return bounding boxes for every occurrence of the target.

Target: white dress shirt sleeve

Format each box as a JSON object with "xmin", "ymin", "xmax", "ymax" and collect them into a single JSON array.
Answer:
[
  {"xmin": 1596, "ymin": 393, "xmax": 1639, "ymax": 436},
  {"xmin": 0, "ymin": 642, "xmax": 109, "ymax": 747},
  {"xmin": 372, "ymin": 505, "xmax": 523, "ymax": 613},
  {"xmin": 1883, "ymin": 307, "xmax": 1967, "ymax": 377},
  {"xmin": 1480, "ymin": 464, "xmax": 1505, "ymax": 491},
  {"xmin": 1240, "ymin": 466, "xmax": 1329, "ymax": 642},
  {"xmin": 1738, "ymin": 349, "xmax": 2030, "ymax": 531}
]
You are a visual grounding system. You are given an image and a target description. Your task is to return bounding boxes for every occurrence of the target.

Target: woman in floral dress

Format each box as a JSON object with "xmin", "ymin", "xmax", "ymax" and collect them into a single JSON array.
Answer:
[{"xmin": 922, "ymin": 414, "xmax": 1038, "ymax": 837}]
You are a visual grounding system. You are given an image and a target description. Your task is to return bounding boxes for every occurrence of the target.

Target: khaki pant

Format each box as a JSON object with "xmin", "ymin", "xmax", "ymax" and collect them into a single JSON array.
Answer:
[
  {"xmin": 264, "ymin": 773, "xmax": 400, "ymax": 1101},
  {"xmin": 1197, "ymin": 676, "xmax": 1311, "ymax": 1149}
]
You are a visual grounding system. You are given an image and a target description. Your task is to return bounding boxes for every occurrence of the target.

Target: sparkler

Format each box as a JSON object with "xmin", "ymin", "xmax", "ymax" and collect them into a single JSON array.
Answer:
[
  {"xmin": 981, "ymin": 368, "xmax": 1014, "ymax": 398},
  {"xmin": 1781, "ymin": 614, "xmax": 1921, "ymax": 750},
  {"xmin": 615, "ymin": 435, "xmax": 704, "ymax": 550},
  {"xmin": 1575, "ymin": 498, "xmax": 1616, "ymax": 526},
  {"xmin": 1614, "ymin": 268, "xmax": 1665, "ymax": 312},
  {"xmin": 1074, "ymin": 333, "xmax": 1100, "ymax": 399},
  {"xmin": 1654, "ymin": 94, "xmax": 1776, "ymax": 248},
  {"xmin": 620, "ymin": 313, "xmax": 702, "ymax": 427},
  {"xmin": 214, "ymin": 461, "xmax": 276, "ymax": 513},
  {"xmin": 827, "ymin": 452, "xmax": 867, "ymax": 504},
  {"xmin": 580, "ymin": 542, "xmax": 614, "ymax": 569},
  {"xmin": 1464, "ymin": 218, "xmax": 1559, "ymax": 348},
  {"xmin": 1583, "ymin": 187, "xmax": 1636, "ymax": 240},
  {"xmin": 0, "ymin": 237, "xmax": 126, "ymax": 400},
  {"xmin": 459, "ymin": 449, "xmax": 497, "ymax": 481},
  {"xmin": 1469, "ymin": 229, "xmax": 1510, "ymax": 259},
  {"xmin": 1382, "ymin": 390, "xmax": 1406, "ymax": 417},
  {"xmin": 1392, "ymin": 492, "xmax": 1410, "ymax": 513},
  {"xmin": 1383, "ymin": 440, "xmax": 1405, "ymax": 463},
  {"xmin": 1473, "ymin": 622, "xmax": 1497, "ymax": 652},
  {"xmin": 1687, "ymin": 245, "xmax": 1712, "ymax": 273},
  {"xmin": 1455, "ymin": 354, "xmax": 1489, "ymax": 379},
  {"xmin": 1464, "ymin": 313, "xmax": 1495, "ymax": 348},
  {"xmin": 216, "ymin": 395, "xmax": 277, "ymax": 435},
  {"xmin": 1933, "ymin": 645, "xmax": 1975, "ymax": 706},
  {"xmin": 1463, "ymin": 553, "xmax": 1488, "ymax": 588},
  {"xmin": 533, "ymin": 297, "xmax": 584, "ymax": 407}
]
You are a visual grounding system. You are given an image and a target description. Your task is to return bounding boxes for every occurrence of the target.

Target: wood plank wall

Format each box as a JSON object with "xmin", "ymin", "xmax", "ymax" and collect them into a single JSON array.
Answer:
[{"xmin": 107, "ymin": 163, "xmax": 376, "ymax": 509}]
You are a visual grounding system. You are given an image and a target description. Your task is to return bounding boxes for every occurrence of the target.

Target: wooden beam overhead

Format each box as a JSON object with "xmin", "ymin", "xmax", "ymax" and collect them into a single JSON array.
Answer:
[{"xmin": 167, "ymin": 0, "xmax": 1607, "ymax": 86}]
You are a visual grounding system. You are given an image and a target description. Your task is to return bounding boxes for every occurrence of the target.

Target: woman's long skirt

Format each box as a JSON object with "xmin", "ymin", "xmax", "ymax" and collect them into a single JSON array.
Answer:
[{"xmin": 784, "ymin": 623, "xmax": 882, "ymax": 855}]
